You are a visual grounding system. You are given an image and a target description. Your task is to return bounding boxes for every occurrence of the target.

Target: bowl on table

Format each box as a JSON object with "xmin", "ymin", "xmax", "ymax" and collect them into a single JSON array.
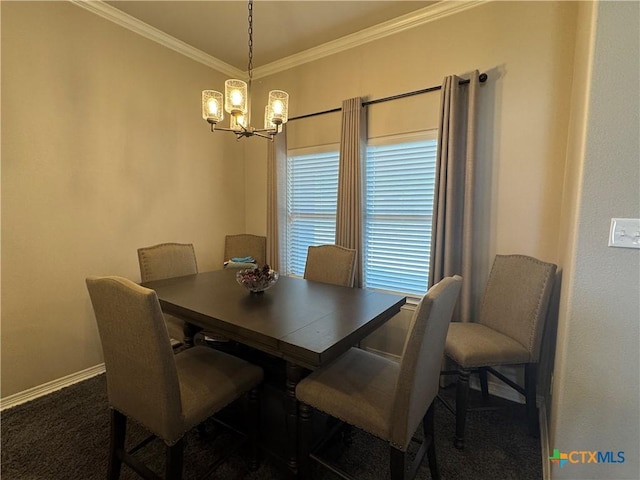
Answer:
[{"xmin": 236, "ymin": 265, "xmax": 279, "ymax": 293}]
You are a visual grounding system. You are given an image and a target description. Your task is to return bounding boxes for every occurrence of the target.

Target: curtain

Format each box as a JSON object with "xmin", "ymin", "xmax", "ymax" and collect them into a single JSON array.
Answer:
[
  {"xmin": 429, "ymin": 70, "xmax": 480, "ymax": 323},
  {"xmin": 266, "ymin": 125, "xmax": 287, "ymax": 271},
  {"xmin": 336, "ymin": 97, "xmax": 366, "ymax": 288}
]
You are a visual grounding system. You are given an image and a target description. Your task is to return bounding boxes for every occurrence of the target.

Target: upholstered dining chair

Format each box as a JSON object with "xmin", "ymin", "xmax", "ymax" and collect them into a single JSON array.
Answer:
[
  {"xmin": 443, "ymin": 254, "xmax": 557, "ymax": 450},
  {"xmin": 223, "ymin": 234, "xmax": 267, "ymax": 268},
  {"xmin": 303, "ymin": 244, "xmax": 357, "ymax": 287},
  {"xmin": 296, "ymin": 275, "xmax": 462, "ymax": 480},
  {"xmin": 138, "ymin": 243, "xmax": 200, "ymax": 348},
  {"xmin": 86, "ymin": 276, "xmax": 263, "ymax": 480}
]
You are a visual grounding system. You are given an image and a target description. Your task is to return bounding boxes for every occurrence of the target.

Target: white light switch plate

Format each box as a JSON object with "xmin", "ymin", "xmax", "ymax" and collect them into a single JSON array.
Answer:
[{"xmin": 609, "ymin": 218, "xmax": 640, "ymax": 249}]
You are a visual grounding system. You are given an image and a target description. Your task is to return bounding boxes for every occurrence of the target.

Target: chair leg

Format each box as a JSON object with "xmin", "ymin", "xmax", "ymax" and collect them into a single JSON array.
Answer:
[
  {"xmin": 479, "ymin": 367, "xmax": 489, "ymax": 399},
  {"xmin": 298, "ymin": 402, "xmax": 313, "ymax": 480},
  {"xmin": 196, "ymin": 423, "xmax": 209, "ymax": 439},
  {"xmin": 454, "ymin": 368, "xmax": 470, "ymax": 450},
  {"xmin": 247, "ymin": 387, "xmax": 261, "ymax": 471},
  {"xmin": 182, "ymin": 322, "xmax": 202, "ymax": 348},
  {"xmin": 340, "ymin": 424, "xmax": 354, "ymax": 446},
  {"xmin": 423, "ymin": 403, "xmax": 440, "ymax": 480},
  {"xmin": 165, "ymin": 439, "xmax": 183, "ymax": 480},
  {"xmin": 390, "ymin": 446, "xmax": 407, "ymax": 480},
  {"xmin": 525, "ymin": 363, "xmax": 539, "ymax": 438},
  {"xmin": 108, "ymin": 409, "xmax": 126, "ymax": 480}
]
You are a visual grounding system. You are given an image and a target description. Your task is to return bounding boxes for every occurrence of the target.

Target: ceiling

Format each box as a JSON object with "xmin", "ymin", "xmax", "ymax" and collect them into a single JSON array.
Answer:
[{"xmin": 103, "ymin": 1, "xmax": 435, "ymax": 71}]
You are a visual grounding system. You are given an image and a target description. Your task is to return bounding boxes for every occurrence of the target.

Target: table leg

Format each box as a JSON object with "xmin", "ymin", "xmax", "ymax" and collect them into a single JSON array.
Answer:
[
  {"xmin": 286, "ymin": 362, "xmax": 304, "ymax": 478},
  {"xmin": 182, "ymin": 322, "xmax": 201, "ymax": 348}
]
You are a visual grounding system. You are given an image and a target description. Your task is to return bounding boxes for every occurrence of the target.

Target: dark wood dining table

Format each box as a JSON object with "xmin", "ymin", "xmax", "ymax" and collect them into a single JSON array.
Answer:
[{"xmin": 142, "ymin": 268, "xmax": 406, "ymax": 477}]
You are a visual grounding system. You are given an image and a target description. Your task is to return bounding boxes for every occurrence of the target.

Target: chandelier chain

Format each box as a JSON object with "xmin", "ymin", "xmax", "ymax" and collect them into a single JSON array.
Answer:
[{"xmin": 247, "ymin": 0, "xmax": 253, "ymax": 85}]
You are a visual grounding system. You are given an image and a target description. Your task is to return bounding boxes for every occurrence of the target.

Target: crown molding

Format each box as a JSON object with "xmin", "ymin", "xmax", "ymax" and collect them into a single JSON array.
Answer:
[
  {"xmin": 69, "ymin": 0, "xmax": 244, "ymax": 78},
  {"xmin": 253, "ymin": 0, "xmax": 486, "ymax": 79},
  {"xmin": 71, "ymin": 0, "xmax": 485, "ymax": 79}
]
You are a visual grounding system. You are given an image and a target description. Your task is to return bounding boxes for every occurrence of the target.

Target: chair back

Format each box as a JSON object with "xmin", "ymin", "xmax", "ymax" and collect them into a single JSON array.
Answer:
[
  {"xmin": 138, "ymin": 243, "xmax": 198, "ymax": 282},
  {"xmin": 86, "ymin": 276, "xmax": 183, "ymax": 440},
  {"xmin": 391, "ymin": 275, "xmax": 462, "ymax": 448},
  {"xmin": 479, "ymin": 254, "xmax": 557, "ymax": 362},
  {"xmin": 224, "ymin": 234, "xmax": 267, "ymax": 266},
  {"xmin": 303, "ymin": 245, "xmax": 357, "ymax": 287}
]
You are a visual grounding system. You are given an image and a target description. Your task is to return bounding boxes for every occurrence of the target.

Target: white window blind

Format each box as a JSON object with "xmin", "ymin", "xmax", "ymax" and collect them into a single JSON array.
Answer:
[
  {"xmin": 284, "ymin": 135, "xmax": 437, "ymax": 295},
  {"xmin": 285, "ymin": 150, "xmax": 340, "ymax": 276},
  {"xmin": 364, "ymin": 136, "xmax": 437, "ymax": 296}
]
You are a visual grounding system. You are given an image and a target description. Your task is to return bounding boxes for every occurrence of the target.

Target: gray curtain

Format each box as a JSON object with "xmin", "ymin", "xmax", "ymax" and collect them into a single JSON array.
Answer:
[
  {"xmin": 429, "ymin": 71, "xmax": 480, "ymax": 323},
  {"xmin": 267, "ymin": 125, "xmax": 287, "ymax": 271},
  {"xmin": 336, "ymin": 97, "xmax": 366, "ymax": 288}
]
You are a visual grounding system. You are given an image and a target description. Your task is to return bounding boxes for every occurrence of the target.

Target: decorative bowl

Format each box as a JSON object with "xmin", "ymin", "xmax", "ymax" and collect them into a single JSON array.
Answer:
[{"xmin": 236, "ymin": 265, "xmax": 279, "ymax": 293}]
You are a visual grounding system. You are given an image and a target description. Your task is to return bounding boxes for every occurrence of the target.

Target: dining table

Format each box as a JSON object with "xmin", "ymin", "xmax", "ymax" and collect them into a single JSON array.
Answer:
[{"xmin": 142, "ymin": 268, "xmax": 406, "ymax": 478}]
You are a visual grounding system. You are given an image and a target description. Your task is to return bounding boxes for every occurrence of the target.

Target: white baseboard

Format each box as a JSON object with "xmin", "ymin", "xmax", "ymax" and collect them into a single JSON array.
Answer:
[
  {"xmin": 0, "ymin": 363, "xmax": 105, "ymax": 411},
  {"xmin": 469, "ymin": 376, "xmax": 525, "ymax": 404}
]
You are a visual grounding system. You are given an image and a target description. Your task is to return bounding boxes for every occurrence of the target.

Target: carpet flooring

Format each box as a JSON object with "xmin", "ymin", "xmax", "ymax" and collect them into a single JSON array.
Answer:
[{"xmin": 1, "ymin": 373, "xmax": 542, "ymax": 479}]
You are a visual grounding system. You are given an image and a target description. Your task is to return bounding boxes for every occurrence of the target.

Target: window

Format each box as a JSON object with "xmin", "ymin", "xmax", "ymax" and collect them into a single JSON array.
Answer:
[
  {"xmin": 283, "ymin": 133, "xmax": 437, "ymax": 296},
  {"xmin": 285, "ymin": 148, "xmax": 340, "ymax": 276},
  {"xmin": 364, "ymin": 134, "xmax": 437, "ymax": 296}
]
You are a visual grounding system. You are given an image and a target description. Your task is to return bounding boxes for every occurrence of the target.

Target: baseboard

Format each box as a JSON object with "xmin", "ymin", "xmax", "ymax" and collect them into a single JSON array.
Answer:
[
  {"xmin": 0, "ymin": 363, "xmax": 105, "ymax": 411},
  {"xmin": 540, "ymin": 401, "xmax": 551, "ymax": 480},
  {"xmin": 468, "ymin": 376, "xmax": 525, "ymax": 404}
]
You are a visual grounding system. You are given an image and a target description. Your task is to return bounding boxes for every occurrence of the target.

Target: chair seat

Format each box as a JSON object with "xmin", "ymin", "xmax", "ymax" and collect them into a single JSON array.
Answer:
[
  {"xmin": 174, "ymin": 346, "xmax": 263, "ymax": 437},
  {"xmin": 445, "ymin": 322, "xmax": 530, "ymax": 368},
  {"xmin": 296, "ymin": 348, "xmax": 398, "ymax": 442}
]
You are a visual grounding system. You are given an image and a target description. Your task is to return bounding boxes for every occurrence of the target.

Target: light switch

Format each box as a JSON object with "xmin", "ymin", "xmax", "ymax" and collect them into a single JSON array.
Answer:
[{"xmin": 608, "ymin": 218, "xmax": 640, "ymax": 249}]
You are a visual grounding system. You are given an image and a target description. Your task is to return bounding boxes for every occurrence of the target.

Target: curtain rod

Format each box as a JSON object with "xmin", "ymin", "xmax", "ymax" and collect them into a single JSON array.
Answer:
[{"xmin": 289, "ymin": 72, "xmax": 488, "ymax": 122}]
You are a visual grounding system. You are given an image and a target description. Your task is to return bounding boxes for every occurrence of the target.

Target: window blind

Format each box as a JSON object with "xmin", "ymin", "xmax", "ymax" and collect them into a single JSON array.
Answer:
[
  {"xmin": 364, "ymin": 139, "xmax": 437, "ymax": 296},
  {"xmin": 286, "ymin": 151, "xmax": 340, "ymax": 276}
]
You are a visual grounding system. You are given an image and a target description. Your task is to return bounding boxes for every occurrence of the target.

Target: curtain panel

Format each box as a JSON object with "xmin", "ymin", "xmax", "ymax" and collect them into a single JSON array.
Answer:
[
  {"xmin": 336, "ymin": 97, "xmax": 367, "ymax": 288},
  {"xmin": 429, "ymin": 70, "xmax": 480, "ymax": 323},
  {"xmin": 267, "ymin": 125, "xmax": 287, "ymax": 271}
]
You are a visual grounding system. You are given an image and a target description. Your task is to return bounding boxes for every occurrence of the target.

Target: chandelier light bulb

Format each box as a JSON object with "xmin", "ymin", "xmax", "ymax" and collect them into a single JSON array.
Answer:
[
  {"xmin": 208, "ymin": 99, "xmax": 219, "ymax": 116},
  {"xmin": 231, "ymin": 90, "xmax": 243, "ymax": 107},
  {"xmin": 201, "ymin": 90, "xmax": 224, "ymax": 124},
  {"xmin": 268, "ymin": 90, "xmax": 289, "ymax": 125},
  {"xmin": 225, "ymin": 79, "xmax": 248, "ymax": 115}
]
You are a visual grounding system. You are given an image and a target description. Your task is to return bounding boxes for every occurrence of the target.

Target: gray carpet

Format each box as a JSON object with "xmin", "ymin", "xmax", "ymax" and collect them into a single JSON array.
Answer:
[{"xmin": 1, "ymin": 374, "xmax": 542, "ymax": 479}]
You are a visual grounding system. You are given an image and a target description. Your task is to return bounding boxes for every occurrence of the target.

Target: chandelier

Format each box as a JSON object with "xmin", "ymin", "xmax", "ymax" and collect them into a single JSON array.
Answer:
[{"xmin": 201, "ymin": 0, "xmax": 289, "ymax": 140}]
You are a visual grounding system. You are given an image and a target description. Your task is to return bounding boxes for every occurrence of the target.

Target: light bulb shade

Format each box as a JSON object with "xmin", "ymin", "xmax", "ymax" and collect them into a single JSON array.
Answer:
[
  {"xmin": 225, "ymin": 79, "xmax": 248, "ymax": 115},
  {"xmin": 264, "ymin": 106, "xmax": 276, "ymax": 131},
  {"xmin": 268, "ymin": 90, "xmax": 289, "ymax": 125},
  {"xmin": 202, "ymin": 90, "xmax": 224, "ymax": 123},
  {"xmin": 230, "ymin": 114, "xmax": 247, "ymax": 131}
]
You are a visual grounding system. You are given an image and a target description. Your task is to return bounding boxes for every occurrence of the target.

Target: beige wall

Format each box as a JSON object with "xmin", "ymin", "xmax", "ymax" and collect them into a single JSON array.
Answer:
[
  {"xmin": 1, "ymin": 1, "xmax": 245, "ymax": 397},
  {"xmin": 551, "ymin": 1, "xmax": 640, "ymax": 478}
]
